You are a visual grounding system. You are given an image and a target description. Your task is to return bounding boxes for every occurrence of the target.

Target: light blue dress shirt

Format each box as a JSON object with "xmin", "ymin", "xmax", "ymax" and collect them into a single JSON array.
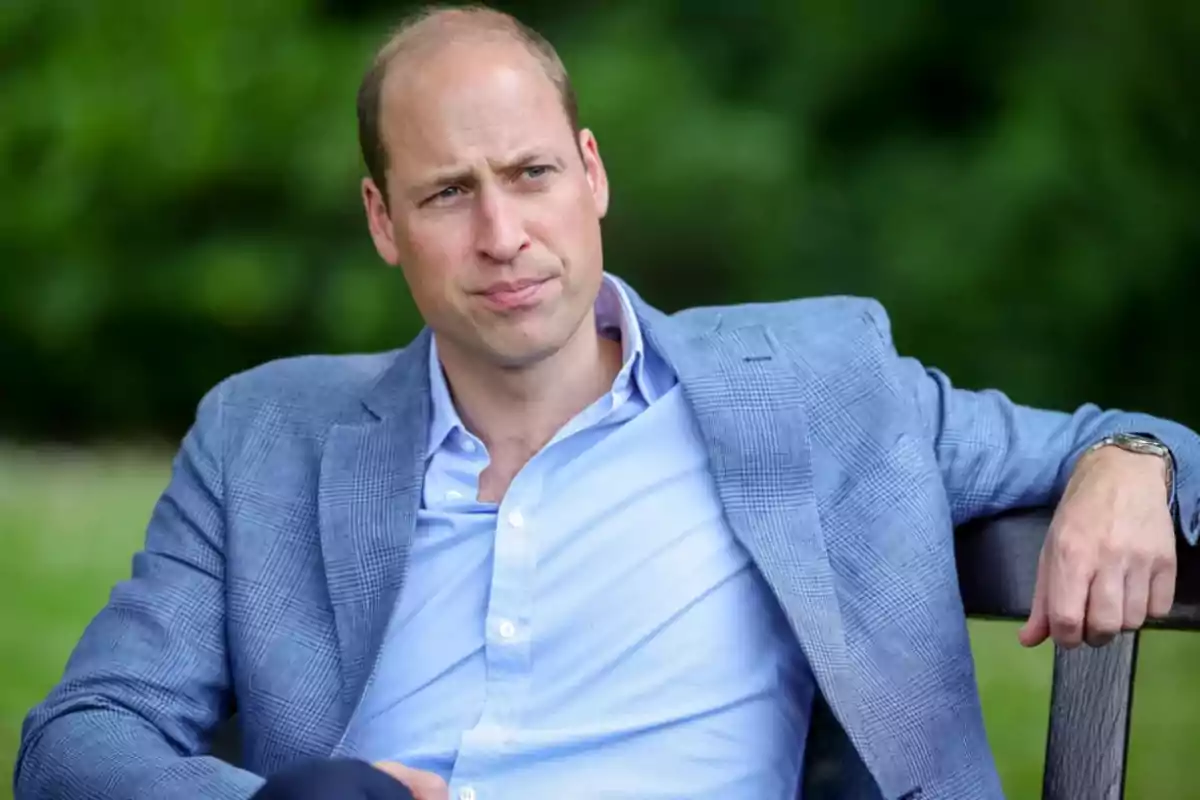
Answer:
[{"xmin": 340, "ymin": 276, "xmax": 815, "ymax": 799}]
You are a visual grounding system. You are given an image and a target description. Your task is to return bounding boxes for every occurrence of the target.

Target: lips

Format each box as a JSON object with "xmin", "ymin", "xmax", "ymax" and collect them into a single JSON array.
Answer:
[{"xmin": 476, "ymin": 277, "xmax": 550, "ymax": 310}]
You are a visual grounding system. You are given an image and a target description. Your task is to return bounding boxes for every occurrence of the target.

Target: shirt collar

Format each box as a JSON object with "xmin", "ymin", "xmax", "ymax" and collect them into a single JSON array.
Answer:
[{"xmin": 426, "ymin": 273, "xmax": 656, "ymax": 457}]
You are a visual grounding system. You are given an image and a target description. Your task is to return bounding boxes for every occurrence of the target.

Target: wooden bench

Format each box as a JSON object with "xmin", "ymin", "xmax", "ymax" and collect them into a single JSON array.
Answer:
[
  {"xmin": 212, "ymin": 509, "xmax": 1200, "ymax": 798},
  {"xmin": 804, "ymin": 508, "xmax": 1200, "ymax": 799}
]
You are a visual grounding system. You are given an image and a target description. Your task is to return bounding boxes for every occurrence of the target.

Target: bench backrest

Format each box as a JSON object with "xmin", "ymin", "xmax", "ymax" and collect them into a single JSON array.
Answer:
[
  {"xmin": 951, "ymin": 509, "xmax": 1200, "ymax": 799},
  {"xmin": 805, "ymin": 510, "xmax": 1200, "ymax": 799}
]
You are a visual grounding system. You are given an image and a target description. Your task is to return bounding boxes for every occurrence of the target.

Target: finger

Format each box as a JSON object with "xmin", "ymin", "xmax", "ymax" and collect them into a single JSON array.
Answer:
[
  {"xmin": 1046, "ymin": 538, "xmax": 1091, "ymax": 649},
  {"xmin": 374, "ymin": 762, "xmax": 450, "ymax": 800},
  {"xmin": 1084, "ymin": 563, "xmax": 1124, "ymax": 648},
  {"xmin": 1122, "ymin": 559, "xmax": 1151, "ymax": 631},
  {"xmin": 1148, "ymin": 557, "xmax": 1177, "ymax": 618},
  {"xmin": 1018, "ymin": 553, "xmax": 1050, "ymax": 648}
]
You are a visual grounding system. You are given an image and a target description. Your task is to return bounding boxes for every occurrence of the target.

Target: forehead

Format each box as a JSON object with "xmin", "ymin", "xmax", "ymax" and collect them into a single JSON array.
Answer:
[{"xmin": 378, "ymin": 38, "xmax": 574, "ymax": 178}]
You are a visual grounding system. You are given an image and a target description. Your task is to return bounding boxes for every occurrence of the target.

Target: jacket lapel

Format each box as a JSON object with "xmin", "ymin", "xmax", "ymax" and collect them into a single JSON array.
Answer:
[
  {"xmin": 638, "ymin": 301, "xmax": 883, "ymax": 787},
  {"xmin": 319, "ymin": 331, "xmax": 432, "ymax": 721}
]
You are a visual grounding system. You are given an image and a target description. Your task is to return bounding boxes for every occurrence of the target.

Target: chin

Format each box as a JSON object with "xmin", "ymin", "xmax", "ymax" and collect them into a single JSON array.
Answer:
[{"xmin": 488, "ymin": 339, "xmax": 564, "ymax": 370}]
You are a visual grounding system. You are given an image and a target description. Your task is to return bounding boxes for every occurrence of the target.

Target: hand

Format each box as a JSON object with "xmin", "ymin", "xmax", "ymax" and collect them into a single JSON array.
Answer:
[
  {"xmin": 374, "ymin": 761, "xmax": 449, "ymax": 800},
  {"xmin": 1018, "ymin": 445, "xmax": 1176, "ymax": 649}
]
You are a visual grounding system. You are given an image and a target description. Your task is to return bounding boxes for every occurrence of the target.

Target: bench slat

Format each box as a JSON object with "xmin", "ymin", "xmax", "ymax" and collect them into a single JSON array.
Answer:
[{"xmin": 1043, "ymin": 631, "xmax": 1138, "ymax": 800}]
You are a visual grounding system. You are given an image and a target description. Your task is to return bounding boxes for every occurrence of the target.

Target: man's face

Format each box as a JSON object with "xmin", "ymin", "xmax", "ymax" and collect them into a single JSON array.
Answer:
[{"xmin": 364, "ymin": 38, "xmax": 610, "ymax": 370}]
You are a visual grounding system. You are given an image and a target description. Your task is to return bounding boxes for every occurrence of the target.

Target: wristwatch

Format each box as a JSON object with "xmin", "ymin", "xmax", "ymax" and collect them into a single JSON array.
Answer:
[{"xmin": 1084, "ymin": 432, "xmax": 1175, "ymax": 493}]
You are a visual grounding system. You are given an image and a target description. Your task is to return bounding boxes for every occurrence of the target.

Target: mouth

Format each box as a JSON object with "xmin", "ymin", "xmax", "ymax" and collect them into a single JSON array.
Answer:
[{"xmin": 475, "ymin": 277, "xmax": 552, "ymax": 311}]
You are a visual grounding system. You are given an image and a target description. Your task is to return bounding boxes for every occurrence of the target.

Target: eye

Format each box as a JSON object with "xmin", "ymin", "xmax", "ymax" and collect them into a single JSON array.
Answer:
[
  {"xmin": 522, "ymin": 165, "xmax": 552, "ymax": 180},
  {"xmin": 427, "ymin": 186, "xmax": 462, "ymax": 204}
]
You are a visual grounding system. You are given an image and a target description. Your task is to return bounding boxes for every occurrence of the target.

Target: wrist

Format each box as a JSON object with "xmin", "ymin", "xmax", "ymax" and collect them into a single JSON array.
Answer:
[{"xmin": 1081, "ymin": 433, "xmax": 1174, "ymax": 497}]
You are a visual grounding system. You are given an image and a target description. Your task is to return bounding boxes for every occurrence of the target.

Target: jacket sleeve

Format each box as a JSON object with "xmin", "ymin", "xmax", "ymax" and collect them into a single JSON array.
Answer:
[
  {"xmin": 862, "ymin": 302, "xmax": 1200, "ymax": 544},
  {"xmin": 14, "ymin": 382, "xmax": 267, "ymax": 800}
]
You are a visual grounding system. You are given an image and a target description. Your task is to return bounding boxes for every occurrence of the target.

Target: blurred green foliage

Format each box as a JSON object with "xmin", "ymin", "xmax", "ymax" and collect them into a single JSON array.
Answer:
[{"xmin": 2, "ymin": 0, "xmax": 1198, "ymax": 441}]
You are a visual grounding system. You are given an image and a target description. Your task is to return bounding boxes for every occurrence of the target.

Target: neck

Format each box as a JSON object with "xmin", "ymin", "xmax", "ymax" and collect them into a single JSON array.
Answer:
[{"xmin": 435, "ymin": 313, "xmax": 624, "ymax": 458}]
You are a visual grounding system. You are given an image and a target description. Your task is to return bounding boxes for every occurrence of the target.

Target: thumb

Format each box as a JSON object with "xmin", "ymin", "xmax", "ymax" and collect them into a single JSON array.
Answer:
[
  {"xmin": 1018, "ymin": 554, "xmax": 1050, "ymax": 648},
  {"xmin": 373, "ymin": 761, "xmax": 450, "ymax": 800}
]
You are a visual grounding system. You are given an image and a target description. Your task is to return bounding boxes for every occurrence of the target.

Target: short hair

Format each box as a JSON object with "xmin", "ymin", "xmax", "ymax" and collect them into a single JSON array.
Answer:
[{"xmin": 355, "ymin": 4, "xmax": 581, "ymax": 206}]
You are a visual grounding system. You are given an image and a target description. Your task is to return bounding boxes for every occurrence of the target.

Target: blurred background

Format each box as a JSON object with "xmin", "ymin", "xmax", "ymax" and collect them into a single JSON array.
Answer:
[{"xmin": 2, "ymin": 0, "xmax": 1198, "ymax": 797}]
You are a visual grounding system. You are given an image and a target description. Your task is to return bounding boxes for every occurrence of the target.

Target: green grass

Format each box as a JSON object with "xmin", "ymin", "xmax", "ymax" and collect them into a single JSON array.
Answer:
[{"xmin": 2, "ymin": 448, "xmax": 1198, "ymax": 799}]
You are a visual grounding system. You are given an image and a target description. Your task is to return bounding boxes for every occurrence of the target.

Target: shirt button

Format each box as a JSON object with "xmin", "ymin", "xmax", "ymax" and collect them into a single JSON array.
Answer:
[
  {"xmin": 498, "ymin": 619, "xmax": 516, "ymax": 639},
  {"xmin": 506, "ymin": 509, "xmax": 525, "ymax": 529},
  {"xmin": 461, "ymin": 438, "xmax": 477, "ymax": 453},
  {"xmin": 459, "ymin": 788, "xmax": 477, "ymax": 800},
  {"xmin": 445, "ymin": 489, "xmax": 463, "ymax": 501}
]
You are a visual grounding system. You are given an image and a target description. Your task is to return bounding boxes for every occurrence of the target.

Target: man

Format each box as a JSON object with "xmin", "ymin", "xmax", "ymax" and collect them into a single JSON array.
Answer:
[{"xmin": 15, "ymin": 5, "xmax": 1198, "ymax": 800}]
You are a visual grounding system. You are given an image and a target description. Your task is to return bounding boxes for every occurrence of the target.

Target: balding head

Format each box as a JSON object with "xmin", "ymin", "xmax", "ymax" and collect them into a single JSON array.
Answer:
[
  {"xmin": 356, "ymin": 4, "xmax": 579, "ymax": 205},
  {"xmin": 357, "ymin": 2, "xmax": 610, "ymax": 376}
]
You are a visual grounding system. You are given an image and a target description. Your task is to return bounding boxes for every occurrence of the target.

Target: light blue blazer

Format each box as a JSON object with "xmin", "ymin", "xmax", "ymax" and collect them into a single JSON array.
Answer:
[{"xmin": 16, "ymin": 280, "xmax": 1200, "ymax": 800}]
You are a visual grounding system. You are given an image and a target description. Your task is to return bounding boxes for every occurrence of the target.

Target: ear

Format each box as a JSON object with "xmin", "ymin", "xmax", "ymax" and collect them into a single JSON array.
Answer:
[
  {"xmin": 363, "ymin": 177, "xmax": 401, "ymax": 266},
  {"xmin": 578, "ymin": 129, "xmax": 610, "ymax": 219}
]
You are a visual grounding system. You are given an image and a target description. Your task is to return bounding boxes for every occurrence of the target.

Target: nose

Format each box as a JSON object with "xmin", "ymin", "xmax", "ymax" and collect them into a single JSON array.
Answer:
[{"xmin": 474, "ymin": 188, "xmax": 529, "ymax": 264}]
